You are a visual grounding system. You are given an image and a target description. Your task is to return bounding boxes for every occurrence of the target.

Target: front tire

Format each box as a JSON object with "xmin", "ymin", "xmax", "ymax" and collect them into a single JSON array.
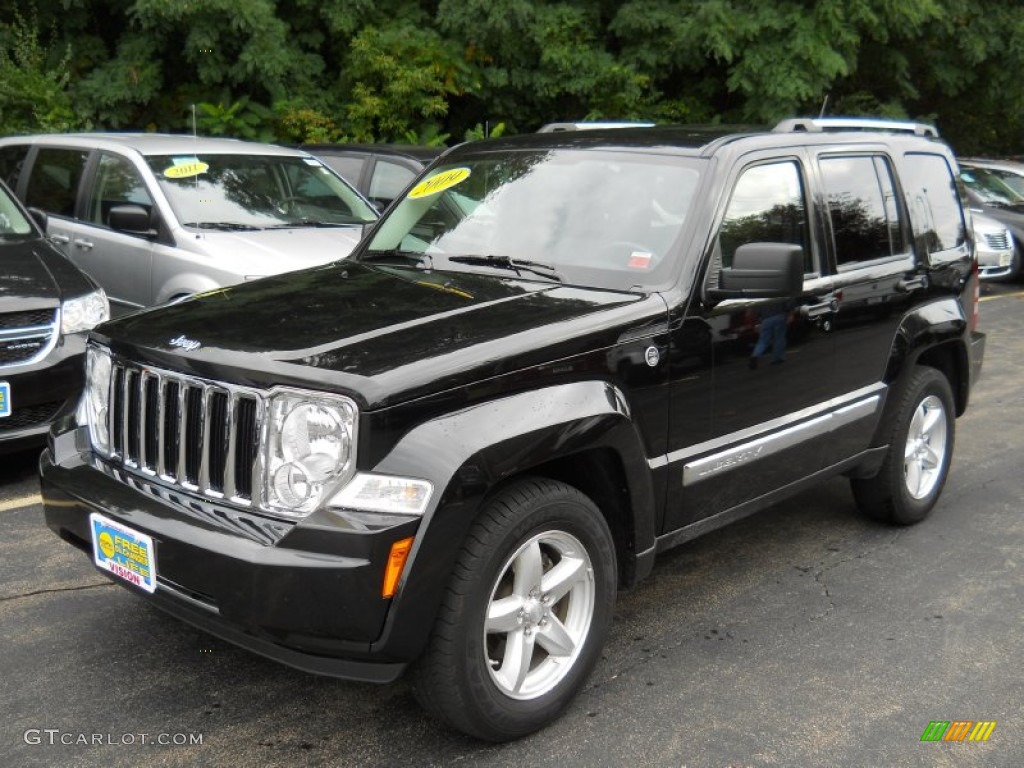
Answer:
[
  {"xmin": 413, "ymin": 477, "xmax": 617, "ymax": 741},
  {"xmin": 851, "ymin": 367, "xmax": 955, "ymax": 525}
]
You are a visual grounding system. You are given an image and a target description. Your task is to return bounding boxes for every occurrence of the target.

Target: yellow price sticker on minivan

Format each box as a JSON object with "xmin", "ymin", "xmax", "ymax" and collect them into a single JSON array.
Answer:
[
  {"xmin": 408, "ymin": 168, "xmax": 470, "ymax": 199},
  {"xmin": 164, "ymin": 161, "xmax": 209, "ymax": 179}
]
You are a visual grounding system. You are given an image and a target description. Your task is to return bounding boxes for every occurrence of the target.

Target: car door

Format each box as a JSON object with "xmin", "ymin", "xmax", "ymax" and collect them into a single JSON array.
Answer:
[
  {"xmin": 71, "ymin": 151, "xmax": 157, "ymax": 311},
  {"xmin": 19, "ymin": 146, "xmax": 90, "ymax": 261},
  {"xmin": 809, "ymin": 150, "xmax": 926, "ymax": 460},
  {"xmin": 662, "ymin": 153, "xmax": 837, "ymax": 531}
]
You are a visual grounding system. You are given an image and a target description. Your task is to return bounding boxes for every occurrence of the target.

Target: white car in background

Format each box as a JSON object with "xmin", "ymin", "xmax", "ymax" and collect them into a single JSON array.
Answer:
[
  {"xmin": 0, "ymin": 134, "xmax": 378, "ymax": 314},
  {"xmin": 971, "ymin": 210, "xmax": 1017, "ymax": 280}
]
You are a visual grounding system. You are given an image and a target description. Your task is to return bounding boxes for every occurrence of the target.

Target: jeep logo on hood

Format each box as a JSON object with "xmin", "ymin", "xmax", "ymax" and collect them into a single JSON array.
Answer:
[{"xmin": 169, "ymin": 335, "xmax": 201, "ymax": 352}]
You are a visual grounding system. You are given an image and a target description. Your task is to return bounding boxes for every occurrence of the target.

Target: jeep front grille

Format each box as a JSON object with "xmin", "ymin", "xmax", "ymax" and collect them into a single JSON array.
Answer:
[
  {"xmin": 0, "ymin": 308, "xmax": 58, "ymax": 368},
  {"xmin": 107, "ymin": 360, "xmax": 262, "ymax": 504}
]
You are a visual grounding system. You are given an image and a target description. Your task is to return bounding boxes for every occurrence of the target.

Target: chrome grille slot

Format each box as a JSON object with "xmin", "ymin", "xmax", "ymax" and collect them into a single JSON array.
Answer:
[
  {"xmin": 0, "ymin": 308, "xmax": 58, "ymax": 368},
  {"xmin": 104, "ymin": 357, "xmax": 263, "ymax": 505}
]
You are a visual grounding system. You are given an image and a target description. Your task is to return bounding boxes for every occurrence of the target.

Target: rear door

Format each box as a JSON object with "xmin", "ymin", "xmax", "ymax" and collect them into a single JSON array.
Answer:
[{"xmin": 19, "ymin": 146, "xmax": 90, "ymax": 261}]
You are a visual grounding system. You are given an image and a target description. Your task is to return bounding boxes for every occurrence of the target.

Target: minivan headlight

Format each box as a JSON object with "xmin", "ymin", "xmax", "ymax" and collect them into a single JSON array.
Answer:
[
  {"xmin": 264, "ymin": 390, "xmax": 357, "ymax": 517},
  {"xmin": 62, "ymin": 289, "xmax": 110, "ymax": 335},
  {"xmin": 84, "ymin": 345, "xmax": 112, "ymax": 455}
]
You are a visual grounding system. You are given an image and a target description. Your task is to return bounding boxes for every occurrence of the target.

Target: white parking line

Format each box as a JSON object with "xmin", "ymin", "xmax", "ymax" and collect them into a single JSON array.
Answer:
[{"xmin": 0, "ymin": 494, "xmax": 42, "ymax": 512}]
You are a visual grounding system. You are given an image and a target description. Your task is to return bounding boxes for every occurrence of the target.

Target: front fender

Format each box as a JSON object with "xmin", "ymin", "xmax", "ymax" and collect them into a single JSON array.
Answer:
[{"xmin": 367, "ymin": 380, "xmax": 655, "ymax": 660}]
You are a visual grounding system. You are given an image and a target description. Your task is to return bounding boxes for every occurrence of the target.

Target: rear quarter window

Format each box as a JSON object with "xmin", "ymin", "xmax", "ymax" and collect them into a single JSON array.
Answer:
[{"xmin": 902, "ymin": 153, "xmax": 966, "ymax": 258}]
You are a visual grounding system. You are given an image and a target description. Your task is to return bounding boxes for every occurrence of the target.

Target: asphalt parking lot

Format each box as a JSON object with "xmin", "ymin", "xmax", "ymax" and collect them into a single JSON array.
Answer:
[{"xmin": 2, "ymin": 283, "xmax": 1022, "ymax": 768}]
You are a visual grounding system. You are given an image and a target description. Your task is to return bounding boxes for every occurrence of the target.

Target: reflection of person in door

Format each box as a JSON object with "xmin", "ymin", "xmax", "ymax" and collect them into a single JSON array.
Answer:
[{"xmin": 749, "ymin": 301, "xmax": 789, "ymax": 369}]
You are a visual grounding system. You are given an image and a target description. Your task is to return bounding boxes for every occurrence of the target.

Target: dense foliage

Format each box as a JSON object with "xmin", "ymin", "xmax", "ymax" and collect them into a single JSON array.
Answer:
[{"xmin": 2, "ymin": 0, "xmax": 1022, "ymax": 154}]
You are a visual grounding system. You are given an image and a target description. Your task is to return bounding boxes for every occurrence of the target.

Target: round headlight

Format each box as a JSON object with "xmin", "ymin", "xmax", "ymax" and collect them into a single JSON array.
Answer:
[
  {"xmin": 280, "ymin": 403, "xmax": 351, "ymax": 472},
  {"xmin": 85, "ymin": 346, "xmax": 112, "ymax": 454}
]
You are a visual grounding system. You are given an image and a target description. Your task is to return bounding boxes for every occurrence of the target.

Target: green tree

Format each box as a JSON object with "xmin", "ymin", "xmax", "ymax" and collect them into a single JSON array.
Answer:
[{"xmin": 0, "ymin": 9, "xmax": 82, "ymax": 133}]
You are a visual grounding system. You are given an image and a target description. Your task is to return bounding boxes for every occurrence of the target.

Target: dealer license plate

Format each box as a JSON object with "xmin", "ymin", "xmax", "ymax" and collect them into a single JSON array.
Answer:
[
  {"xmin": 0, "ymin": 381, "xmax": 9, "ymax": 418},
  {"xmin": 90, "ymin": 513, "xmax": 157, "ymax": 593}
]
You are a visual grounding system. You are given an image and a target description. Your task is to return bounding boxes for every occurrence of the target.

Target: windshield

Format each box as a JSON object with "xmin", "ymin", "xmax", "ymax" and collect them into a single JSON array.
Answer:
[
  {"xmin": 961, "ymin": 166, "xmax": 1024, "ymax": 206},
  {"xmin": 0, "ymin": 184, "xmax": 33, "ymax": 241},
  {"xmin": 145, "ymin": 153, "xmax": 377, "ymax": 230},
  {"xmin": 361, "ymin": 149, "xmax": 703, "ymax": 289}
]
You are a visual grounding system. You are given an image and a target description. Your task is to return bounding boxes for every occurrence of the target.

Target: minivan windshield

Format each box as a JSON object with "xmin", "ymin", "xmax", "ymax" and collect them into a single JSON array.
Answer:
[
  {"xmin": 145, "ymin": 154, "xmax": 377, "ymax": 230},
  {"xmin": 0, "ymin": 184, "xmax": 33, "ymax": 241},
  {"xmin": 361, "ymin": 149, "xmax": 703, "ymax": 289}
]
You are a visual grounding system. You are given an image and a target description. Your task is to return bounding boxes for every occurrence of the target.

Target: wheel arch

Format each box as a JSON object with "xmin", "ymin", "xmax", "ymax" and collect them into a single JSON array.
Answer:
[
  {"xmin": 368, "ymin": 380, "xmax": 656, "ymax": 661},
  {"xmin": 884, "ymin": 297, "xmax": 972, "ymax": 416}
]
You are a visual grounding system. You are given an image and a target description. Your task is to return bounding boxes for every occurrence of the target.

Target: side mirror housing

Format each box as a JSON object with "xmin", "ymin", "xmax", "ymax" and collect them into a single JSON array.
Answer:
[
  {"xmin": 28, "ymin": 207, "xmax": 48, "ymax": 231},
  {"xmin": 108, "ymin": 204, "xmax": 155, "ymax": 236},
  {"xmin": 708, "ymin": 242, "xmax": 804, "ymax": 302}
]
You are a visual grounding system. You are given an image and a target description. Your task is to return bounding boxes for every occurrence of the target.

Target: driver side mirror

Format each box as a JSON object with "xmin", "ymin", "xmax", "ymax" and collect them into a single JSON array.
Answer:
[
  {"xmin": 108, "ymin": 204, "xmax": 157, "ymax": 237},
  {"xmin": 707, "ymin": 242, "xmax": 805, "ymax": 302}
]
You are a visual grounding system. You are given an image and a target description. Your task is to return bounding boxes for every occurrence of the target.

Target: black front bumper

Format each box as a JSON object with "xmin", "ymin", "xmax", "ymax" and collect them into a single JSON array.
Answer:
[
  {"xmin": 41, "ymin": 435, "xmax": 419, "ymax": 683},
  {"xmin": 0, "ymin": 333, "xmax": 85, "ymax": 454}
]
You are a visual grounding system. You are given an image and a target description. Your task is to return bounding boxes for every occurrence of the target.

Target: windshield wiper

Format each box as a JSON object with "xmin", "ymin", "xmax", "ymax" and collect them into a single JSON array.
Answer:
[
  {"xmin": 446, "ymin": 254, "xmax": 563, "ymax": 282},
  {"xmin": 267, "ymin": 219, "xmax": 357, "ymax": 228},
  {"xmin": 182, "ymin": 221, "xmax": 262, "ymax": 231},
  {"xmin": 361, "ymin": 248, "xmax": 434, "ymax": 269}
]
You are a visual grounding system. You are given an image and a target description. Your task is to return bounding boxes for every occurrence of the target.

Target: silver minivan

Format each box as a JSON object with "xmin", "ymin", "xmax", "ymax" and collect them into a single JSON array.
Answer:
[{"xmin": 0, "ymin": 134, "xmax": 378, "ymax": 313}]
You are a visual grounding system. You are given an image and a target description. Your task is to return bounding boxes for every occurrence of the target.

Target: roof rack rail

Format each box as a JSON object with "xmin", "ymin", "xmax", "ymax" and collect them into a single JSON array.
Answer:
[{"xmin": 773, "ymin": 117, "xmax": 939, "ymax": 138}]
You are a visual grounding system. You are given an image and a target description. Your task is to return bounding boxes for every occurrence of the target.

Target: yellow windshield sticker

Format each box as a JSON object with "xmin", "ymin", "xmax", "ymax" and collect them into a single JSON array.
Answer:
[
  {"xmin": 164, "ymin": 161, "xmax": 209, "ymax": 179},
  {"xmin": 408, "ymin": 168, "xmax": 470, "ymax": 199}
]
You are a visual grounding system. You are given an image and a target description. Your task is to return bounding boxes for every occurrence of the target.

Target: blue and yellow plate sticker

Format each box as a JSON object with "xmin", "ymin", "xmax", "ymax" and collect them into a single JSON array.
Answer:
[{"xmin": 90, "ymin": 513, "xmax": 157, "ymax": 593}]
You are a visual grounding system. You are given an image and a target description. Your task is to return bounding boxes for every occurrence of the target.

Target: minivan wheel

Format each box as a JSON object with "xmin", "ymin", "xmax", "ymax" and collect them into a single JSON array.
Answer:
[
  {"xmin": 412, "ymin": 477, "xmax": 616, "ymax": 741},
  {"xmin": 851, "ymin": 367, "xmax": 955, "ymax": 525}
]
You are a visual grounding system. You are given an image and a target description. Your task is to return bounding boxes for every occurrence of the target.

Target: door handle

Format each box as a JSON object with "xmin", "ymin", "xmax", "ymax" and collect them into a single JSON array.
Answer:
[
  {"xmin": 800, "ymin": 297, "xmax": 838, "ymax": 319},
  {"xmin": 50, "ymin": 234, "xmax": 70, "ymax": 245},
  {"xmin": 75, "ymin": 239, "xmax": 95, "ymax": 251},
  {"xmin": 897, "ymin": 275, "xmax": 928, "ymax": 293}
]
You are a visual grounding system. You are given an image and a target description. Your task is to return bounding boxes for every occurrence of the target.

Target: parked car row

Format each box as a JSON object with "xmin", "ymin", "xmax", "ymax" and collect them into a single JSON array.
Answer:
[
  {"xmin": 0, "ymin": 134, "xmax": 378, "ymax": 315},
  {"xmin": 960, "ymin": 157, "xmax": 1024, "ymax": 281},
  {"xmin": 0, "ymin": 179, "xmax": 109, "ymax": 454}
]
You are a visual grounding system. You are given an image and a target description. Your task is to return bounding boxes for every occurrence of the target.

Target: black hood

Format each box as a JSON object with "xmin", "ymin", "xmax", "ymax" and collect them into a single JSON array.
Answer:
[
  {"xmin": 98, "ymin": 262, "xmax": 663, "ymax": 409},
  {"xmin": 0, "ymin": 236, "xmax": 96, "ymax": 313}
]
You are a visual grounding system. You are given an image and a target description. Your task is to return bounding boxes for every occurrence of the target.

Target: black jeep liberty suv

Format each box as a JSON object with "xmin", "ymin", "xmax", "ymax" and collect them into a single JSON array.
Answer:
[{"xmin": 42, "ymin": 118, "xmax": 986, "ymax": 740}]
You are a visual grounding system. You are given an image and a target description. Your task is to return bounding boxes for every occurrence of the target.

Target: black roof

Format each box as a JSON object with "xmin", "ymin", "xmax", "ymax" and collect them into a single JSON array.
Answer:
[{"xmin": 301, "ymin": 143, "xmax": 443, "ymax": 163}]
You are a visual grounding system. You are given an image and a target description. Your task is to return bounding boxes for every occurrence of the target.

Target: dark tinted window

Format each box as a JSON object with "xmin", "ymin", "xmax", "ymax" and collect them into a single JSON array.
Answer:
[
  {"xmin": 317, "ymin": 154, "xmax": 367, "ymax": 187},
  {"xmin": 718, "ymin": 161, "xmax": 811, "ymax": 272},
  {"xmin": 24, "ymin": 148, "xmax": 89, "ymax": 217},
  {"xmin": 820, "ymin": 155, "xmax": 905, "ymax": 266},
  {"xmin": 368, "ymin": 160, "xmax": 417, "ymax": 207},
  {"xmin": 87, "ymin": 154, "xmax": 154, "ymax": 227},
  {"xmin": 0, "ymin": 145, "xmax": 28, "ymax": 189},
  {"xmin": 903, "ymin": 153, "xmax": 966, "ymax": 254}
]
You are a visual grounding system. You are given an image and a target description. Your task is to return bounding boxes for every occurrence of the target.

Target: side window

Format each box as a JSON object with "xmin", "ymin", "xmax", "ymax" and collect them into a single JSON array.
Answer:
[
  {"xmin": 0, "ymin": 145, "xmax": 28, "ymax": 189},
  {"xmin": 24, "ymin": 148, "xmax": 89, "ymax": 217},
  {"xmin": 87, "ymin": 153, "xmax": 154, "ymax": 228},
  {"xmin": 318, "ymin": 154, "xmax": 366, "ymax": 187},
  {"xmin": 903, "ymin": 153, "xmax": 966, "ymax": 255},
  {"xmin": 717, "ymin": 161, "xmax": 811, "ymax": 273},
  {"xmin": 368, "ymin": 160, "xmax": 417, "ymax": 208},
  {"xmin": 820, "ymin": 155, "xmax": 906, "ymax": 266}
]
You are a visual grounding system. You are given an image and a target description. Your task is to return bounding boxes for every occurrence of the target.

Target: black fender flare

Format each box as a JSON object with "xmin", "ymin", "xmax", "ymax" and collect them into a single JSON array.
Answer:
[
  {"xmin": 368, "ymin": 380, "xmax": 655, "ymax": 661},
  {"xmin": 883, "ymin": 296, "xmax": 971, "ymax": 415}
]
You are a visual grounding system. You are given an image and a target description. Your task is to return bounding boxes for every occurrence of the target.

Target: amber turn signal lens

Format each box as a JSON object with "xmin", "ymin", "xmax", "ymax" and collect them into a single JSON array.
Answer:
[{"xmin": 382, "ymin": 537, "xmax": 414, "ymax": 598}]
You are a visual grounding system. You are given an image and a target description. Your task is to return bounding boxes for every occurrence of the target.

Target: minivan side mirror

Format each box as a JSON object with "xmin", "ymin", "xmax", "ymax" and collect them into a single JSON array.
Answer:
[
  {"xmin": 707, "ymin": 242, "xmax": 805, "ymax": 302},
  {"xmin": 108, "ymin": 204, "xmax": 155, "ymax": 236}
]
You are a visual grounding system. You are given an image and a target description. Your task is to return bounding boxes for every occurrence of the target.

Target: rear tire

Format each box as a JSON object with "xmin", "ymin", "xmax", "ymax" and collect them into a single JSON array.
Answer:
[
  {"xmin": 851, "ymin": 367, "xmax": 955, "ymax": 525},
  {"xmin": 412, "ymin": 477, "xmax": 616, "ymax": 741}
]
